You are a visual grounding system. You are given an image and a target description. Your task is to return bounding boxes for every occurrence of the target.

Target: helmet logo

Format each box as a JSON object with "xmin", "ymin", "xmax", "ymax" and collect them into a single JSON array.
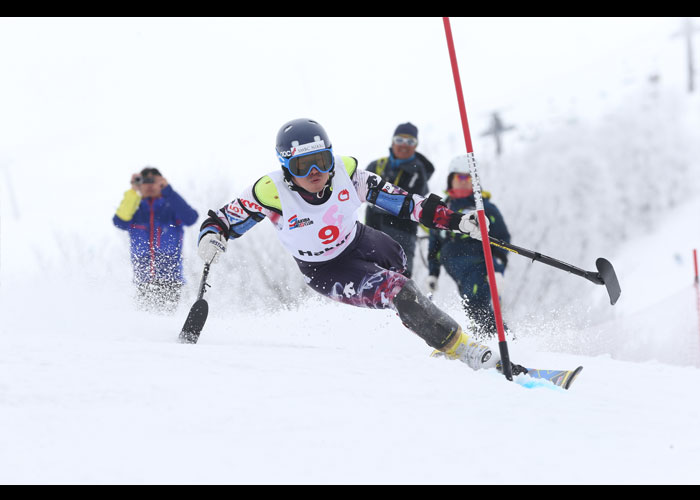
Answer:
[{"xmin": 279, "ymin": 139, "xmax": 326, "ymax": 158}]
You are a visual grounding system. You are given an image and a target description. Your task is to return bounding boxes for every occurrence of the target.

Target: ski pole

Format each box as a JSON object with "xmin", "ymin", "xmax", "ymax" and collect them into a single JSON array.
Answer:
[
  {"xmin": 488, "ymin": 237, "xmax": 621, "ymax": 305},
  {"xmin": 442, "ymin": 17, "xmax": 512, "ymax": 381},
  {"xmin": 178, "ymin": 261, "xmax": 212, "ymax": 344},
  {"xmin": 195, "ymin": 262, "xmax": 212, "ymax": 301}
]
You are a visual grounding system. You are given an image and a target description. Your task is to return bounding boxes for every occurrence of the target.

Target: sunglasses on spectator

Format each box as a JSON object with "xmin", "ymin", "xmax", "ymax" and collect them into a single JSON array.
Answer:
[
  {"xmin": 454, "ymin": 173, "xmax": 471, "ymax": 180},
  {"xmin": 393, "ymin": 135, "xmax": 418, "ymax": 147},
  {"xmin": 135, "ymin": 176, "xmax": 156, "ymax": 184}
]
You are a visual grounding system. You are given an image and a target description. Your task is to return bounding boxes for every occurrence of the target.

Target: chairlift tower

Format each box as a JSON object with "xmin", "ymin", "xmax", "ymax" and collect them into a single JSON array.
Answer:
[{"xmin": 480, "ymin": 111, "xmax": 515, "ymax": 156}]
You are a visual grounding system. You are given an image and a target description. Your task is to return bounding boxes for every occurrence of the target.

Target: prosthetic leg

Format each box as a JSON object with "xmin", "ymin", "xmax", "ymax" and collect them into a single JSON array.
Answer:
[{"xmin": 393, "ymin": 280, "xmax": 496, "ymax": 370}]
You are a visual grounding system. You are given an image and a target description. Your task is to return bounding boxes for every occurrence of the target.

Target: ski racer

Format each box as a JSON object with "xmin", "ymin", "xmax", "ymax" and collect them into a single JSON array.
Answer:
[{"xmin": 197, "ymin": 118, "xmax": 524, "ymax": 373}]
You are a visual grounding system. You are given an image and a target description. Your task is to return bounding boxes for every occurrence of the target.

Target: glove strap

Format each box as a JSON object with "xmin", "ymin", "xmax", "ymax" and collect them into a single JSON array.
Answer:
[
  {"xmin": 447, "ymin": 212, "xmax": 464, "ymax": 231},
  {"xmin": 201, "ymin": 209, "xmax": 231, "ymax": 239}
]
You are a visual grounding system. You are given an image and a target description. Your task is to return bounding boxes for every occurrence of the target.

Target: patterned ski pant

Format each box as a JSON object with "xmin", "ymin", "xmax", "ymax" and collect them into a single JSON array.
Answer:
[{"xmin": 295, "ymin": 223, "xmax": 409, "ymax": 309}]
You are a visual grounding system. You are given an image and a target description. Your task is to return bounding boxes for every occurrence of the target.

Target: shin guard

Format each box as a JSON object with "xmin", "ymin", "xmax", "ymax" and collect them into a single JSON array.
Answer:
[{"xmin": 392, "ymin": 280, "xmax": 460, "ymax": 350}]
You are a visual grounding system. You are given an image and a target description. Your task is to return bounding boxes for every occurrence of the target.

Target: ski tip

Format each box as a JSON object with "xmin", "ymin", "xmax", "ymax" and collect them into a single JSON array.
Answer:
[
  {"xmin": 520, "ymin": 365, "xmax": 585, "ymax": 390},
  {"xmin": 563, "ymin": 366, "xmax": 584, "ymax": 390},
  {"xmin": 177, "ymin": 299, "xmax": 209, "ymax": 345}
]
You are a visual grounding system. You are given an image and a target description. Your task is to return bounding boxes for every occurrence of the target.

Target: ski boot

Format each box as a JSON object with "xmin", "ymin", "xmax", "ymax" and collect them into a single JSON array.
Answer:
[{"xmin": 430, "ymin": 328, "xmax": 498, "ymax": 370}]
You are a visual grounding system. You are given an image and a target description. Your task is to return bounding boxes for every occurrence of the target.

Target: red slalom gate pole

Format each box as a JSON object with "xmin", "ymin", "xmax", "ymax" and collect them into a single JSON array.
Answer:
[{"xmin": 442, "ymin": 17, "xmax": 513, "ymax": 381}]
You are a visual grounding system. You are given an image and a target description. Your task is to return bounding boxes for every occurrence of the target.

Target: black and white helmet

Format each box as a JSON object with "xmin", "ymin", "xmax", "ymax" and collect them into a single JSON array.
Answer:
[{"xmin": 275, "ymin": 118, "xmax": 335, "ymax": 179}]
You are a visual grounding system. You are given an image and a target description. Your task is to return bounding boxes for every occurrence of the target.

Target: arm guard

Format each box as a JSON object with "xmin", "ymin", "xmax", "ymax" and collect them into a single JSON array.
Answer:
[
  {"xmin": 228, "ymin": 198, "xmax": 265, "ymax": 238},
  {"xmin": 365, "ymin": 174, "xmax": 415, "ymax": 218}
]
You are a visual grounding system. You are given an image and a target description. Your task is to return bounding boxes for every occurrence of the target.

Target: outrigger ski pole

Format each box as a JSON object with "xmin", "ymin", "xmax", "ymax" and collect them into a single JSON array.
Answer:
[
  {"xmin": 488, "ymin": 237, "xmax": 622, "ymax": 306},
  {"xmin": 178, "ymin": 261, "xmax": 212, "ymax": 344}
]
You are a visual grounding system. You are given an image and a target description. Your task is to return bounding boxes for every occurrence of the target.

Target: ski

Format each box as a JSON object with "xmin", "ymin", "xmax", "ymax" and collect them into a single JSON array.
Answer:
[
  {"xmin": 523, "ymin": 366, "xmax": 583, "ymax": 390},
  {"xmin": 499, "ymin": 362, "xmax": 583, "ymax": 390}
]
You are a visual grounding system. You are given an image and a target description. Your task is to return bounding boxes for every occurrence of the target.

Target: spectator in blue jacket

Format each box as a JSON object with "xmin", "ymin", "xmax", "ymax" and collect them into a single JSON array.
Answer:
[
  {"xmin": 113, "ymin": 166, "xmax": 199, "ymax": 313},
  {"xmin": 426, "ymin": 155, "xmax": 511, "ymax": 339}
]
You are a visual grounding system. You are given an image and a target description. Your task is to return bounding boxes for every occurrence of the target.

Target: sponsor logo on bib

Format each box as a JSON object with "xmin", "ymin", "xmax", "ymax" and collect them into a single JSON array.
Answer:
[{"xmin": 288, "ymin": 214, "xmax": 314, "ymax": 229}]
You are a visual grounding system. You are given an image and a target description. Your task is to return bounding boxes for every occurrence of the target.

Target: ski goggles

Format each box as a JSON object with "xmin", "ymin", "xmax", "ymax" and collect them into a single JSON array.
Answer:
[
  {"xmin": 392, "ymin": 135, "xmax": 418, "ymax": 147},
  {"xmin": 279, "ymin": 149, "xmax": 335, "ymax": 178}
]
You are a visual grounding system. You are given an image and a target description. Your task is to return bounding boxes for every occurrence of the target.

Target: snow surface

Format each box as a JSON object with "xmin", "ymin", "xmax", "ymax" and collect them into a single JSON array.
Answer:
[{"xmin": 2, "ymin": 17, "xmax": 700, "ymax": 485}]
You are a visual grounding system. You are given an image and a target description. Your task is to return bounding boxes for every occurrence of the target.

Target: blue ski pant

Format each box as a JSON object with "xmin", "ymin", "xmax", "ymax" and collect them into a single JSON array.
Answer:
[{"xmin": 295, "ymin": 223, "xmax": 409, "ymax": 310}]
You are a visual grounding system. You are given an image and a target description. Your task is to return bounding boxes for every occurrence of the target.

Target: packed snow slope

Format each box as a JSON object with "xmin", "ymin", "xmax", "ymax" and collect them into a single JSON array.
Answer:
[
  {"xmin": 1, "ymin": 217, "xmax": 700, "ymax": 485},
  {"xmin": 2, "ymin": 18, "xmax": 700, "ymax": 484}
]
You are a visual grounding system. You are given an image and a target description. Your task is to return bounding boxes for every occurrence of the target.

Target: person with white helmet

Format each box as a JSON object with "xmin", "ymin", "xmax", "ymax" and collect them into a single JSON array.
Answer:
[
  {"xmin": 197, "ymin": 119, "xmax": 526, "ymax": 375},
  {"xmin": 426, "ymin": 154, "xmax": 512, "ymax": 339}
]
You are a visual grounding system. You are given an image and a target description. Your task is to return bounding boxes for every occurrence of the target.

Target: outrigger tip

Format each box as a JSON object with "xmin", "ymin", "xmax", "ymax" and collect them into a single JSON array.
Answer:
[{"xmin": 595, "ymin": 258, "xmax": 621, "ymax": 305}]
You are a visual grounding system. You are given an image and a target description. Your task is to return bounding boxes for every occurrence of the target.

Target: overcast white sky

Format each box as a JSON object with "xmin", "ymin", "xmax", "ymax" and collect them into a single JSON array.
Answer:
[{"xmin": 0, "ymin": 17, "xmax": 691, "ymax": 191}]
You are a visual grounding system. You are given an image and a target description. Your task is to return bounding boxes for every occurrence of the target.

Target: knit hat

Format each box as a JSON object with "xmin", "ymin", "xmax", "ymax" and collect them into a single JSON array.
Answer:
[
  {"xmin": 140, "ymin": 166, "xmax": 162, "ymax": 177},
  {"xmin": 393, "ymin": 122, "xmax": 418, "ymax": 139}
]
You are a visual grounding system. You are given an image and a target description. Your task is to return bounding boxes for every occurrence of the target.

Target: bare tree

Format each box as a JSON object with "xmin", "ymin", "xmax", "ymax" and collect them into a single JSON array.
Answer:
[{"xmin": 672, "ymin": 17, "xmax": 700, "ymax": 93}]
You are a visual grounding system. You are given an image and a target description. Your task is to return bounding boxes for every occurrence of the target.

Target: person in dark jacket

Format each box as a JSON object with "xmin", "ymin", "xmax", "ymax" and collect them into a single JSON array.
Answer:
[
  {"xmin": 426, "ymin": 155, "xmax": 511, "ymax": 339},
  {"xmin": 364, "ymin": 122, "xmax": 434, "ymax": 278},
  {"xmin": 113, "ymin": 166, "xmax": 199, "ymax": 313}
]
